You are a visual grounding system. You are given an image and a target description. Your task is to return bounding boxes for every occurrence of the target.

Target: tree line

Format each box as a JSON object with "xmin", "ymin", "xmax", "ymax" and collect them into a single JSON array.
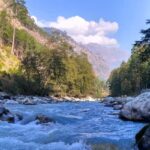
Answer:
[{"xmin": 109, "ymin": 21, "xmax": 150, "ymax": 96}]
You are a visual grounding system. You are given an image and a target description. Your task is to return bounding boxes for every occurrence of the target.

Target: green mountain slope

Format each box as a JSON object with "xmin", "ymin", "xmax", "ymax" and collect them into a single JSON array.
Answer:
[
  {"xmin": 0, "ymin": 46, "xmax": 20, "ymax": 73},
  {"xmin": 0, "ymin": 0, "xmax": 106, "ymax": 97}
]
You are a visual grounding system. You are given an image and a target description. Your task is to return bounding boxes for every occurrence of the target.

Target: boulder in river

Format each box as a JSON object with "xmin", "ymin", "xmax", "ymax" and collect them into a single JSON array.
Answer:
[
  {"xmin": 136, "ymin": 124, "xmax": 150, "ymax": 150},
  {"xmin": 36, "ymin": 115, "xmax": 55, "ymax": 124},
  {"xmin": 120, "ymin": 92, "xmax": 150, "ymax": 122},
  {"xmin": 103, "ymin": 96, "xmax": 133, "ymax": 110},
  {"xmin": 0, "ymin": 92, "xmax": 11, "ymax": 100},
  {"xmin": 0, "ymin": 106, "xmax": 9, "ymax": 115},
  {"xmin": 0, "ymin": 105, "xmax": 20, "ymax": 123},
  {"xmin": 0, "ymin": 105, "xmax": 23, "ymax": 123}
]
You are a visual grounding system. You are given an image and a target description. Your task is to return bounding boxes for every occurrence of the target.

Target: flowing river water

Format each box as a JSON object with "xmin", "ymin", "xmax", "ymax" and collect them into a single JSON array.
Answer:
[{"xmin": 0, "ymin": 102, "xmax": 144, "ymax": 150}]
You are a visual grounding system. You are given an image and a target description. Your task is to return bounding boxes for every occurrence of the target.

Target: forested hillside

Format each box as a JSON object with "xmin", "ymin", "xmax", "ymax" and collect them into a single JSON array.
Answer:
[
  {"xmin": 0, "ymin": 0, "xmax": 106, "ymax": 97},
  {"xmin": 109, "ymin": 21, "xmax": 150, "ymax": 96},
  {"xmin": 43, "ymin": 27, "xmax": 109, "ymax": 80}
]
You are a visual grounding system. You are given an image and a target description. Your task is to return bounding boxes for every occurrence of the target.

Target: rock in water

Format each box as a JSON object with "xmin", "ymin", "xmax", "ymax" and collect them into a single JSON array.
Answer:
[
  {"xmin": 0, "ymin": 105, "xmax": 23, "ymax": 123},
  {"xmin": 6, "ymin": 115, "xmax": 15, "ymax": 123},
  {"xmin": 0, "ymin": 92, "xmax": 11, "ymax": 100},
  {"xmin": 0, "ymin": 106, "xmax": 14, "ymax": 123},
  {"xmin": 36, "ymin": 115, "xmax": 55, "ymax": 124},
  {"xmin": 22, "ymin": 97, "xmax": 36, "ymax": 105},
  {"xmin": 92, "ymin": 143, "xmax": 119, "ymax": 150},
  {"xmin": 103, "ymin": 96, "xmax": 133, "ymax": 110},
  {"xmin": 120, "ymin": 92, "xmax": 150, "ymax": 122},
  {"xmin": 5, "ymin": 100, "xmax": 18, "ymax": 104},
  {"xmin": 0, "ymin": 106, "xmax": 9, "ymax": 115},
  {"xmin": 136, "ymin": 125, "xmax": 150, "ymax": 150}
]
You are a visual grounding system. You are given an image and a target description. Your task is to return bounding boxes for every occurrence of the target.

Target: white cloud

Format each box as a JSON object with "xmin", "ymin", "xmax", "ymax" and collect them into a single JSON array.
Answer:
[
  {"xmin": 32, "ymin": 16, "xmax": 119, "ymax": 46},
  {"xmin": 31, "ymin": 16, "xmax": 45, "ymax": 27}
]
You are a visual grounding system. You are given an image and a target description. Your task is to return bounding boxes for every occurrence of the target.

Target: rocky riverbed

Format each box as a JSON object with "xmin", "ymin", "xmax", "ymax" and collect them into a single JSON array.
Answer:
[
  {"xmin": 103, "ymin": 92, "xmax": 150, "ymax": 122},
  {"xmin": 0, "ymin": 91, "xmax": 150, "ymax": 150},
  {"xmin": 0, "ymin": 92, "xmax": 101, "ymax": 106},
  {"xmin": 0, "ymin": 92, "xmax": 145, "ymax": 150}
]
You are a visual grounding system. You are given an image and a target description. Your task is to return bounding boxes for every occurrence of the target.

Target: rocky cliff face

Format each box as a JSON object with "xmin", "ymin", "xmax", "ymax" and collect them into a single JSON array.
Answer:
[{"xmin": 85, "ymin": 44, "xmax": 130, "ymax": 78}]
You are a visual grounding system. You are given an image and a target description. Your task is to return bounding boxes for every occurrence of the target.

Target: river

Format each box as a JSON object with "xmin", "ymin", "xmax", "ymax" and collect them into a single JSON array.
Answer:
[{"xmin": 0, "ymin": 102, "xmax": 144, "ymax": 150}]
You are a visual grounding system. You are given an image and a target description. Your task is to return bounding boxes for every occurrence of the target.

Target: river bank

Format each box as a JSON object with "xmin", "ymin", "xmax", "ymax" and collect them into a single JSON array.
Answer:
[
  {"xmin": 103, "ymin": 92, "xmax": 150, "ymax": 150},
  {"xmin": 103, "ymin": 92, "xmax": 150, "ymax": 122},
  {"xmin": 0, "ymin": 92, "xmax": 102, "ymax": 105}
]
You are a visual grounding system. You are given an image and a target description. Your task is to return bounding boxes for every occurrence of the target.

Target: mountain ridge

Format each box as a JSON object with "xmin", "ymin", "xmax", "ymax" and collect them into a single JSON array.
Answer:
[{"xmin": 43, "ymin": 27, "xmax": 109, "ymax": 79}]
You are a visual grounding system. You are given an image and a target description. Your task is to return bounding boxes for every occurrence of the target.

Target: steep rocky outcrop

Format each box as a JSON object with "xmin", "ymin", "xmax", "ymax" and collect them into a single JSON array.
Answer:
[{"xmin": 86, "ymin": 43, "xmax": 130, "ymax": 79}]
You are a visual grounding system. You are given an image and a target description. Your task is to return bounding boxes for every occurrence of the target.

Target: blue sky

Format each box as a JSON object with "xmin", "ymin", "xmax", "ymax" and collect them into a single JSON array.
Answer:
[{"xmin": 25, "ymin": 0, "xmax": 150, "ymax": 52}]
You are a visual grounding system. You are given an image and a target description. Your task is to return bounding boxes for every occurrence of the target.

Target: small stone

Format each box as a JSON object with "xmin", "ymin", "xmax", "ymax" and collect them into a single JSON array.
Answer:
[
  {"xmin": 92, "ymin": 143, "xmax": 119, "ymax": 150},
  {"xmin": 0, "ymin": 107, "xmax": 9, "ymax": 115},
  {"xmin": 7, "ymin": 116, "xmax": 15, "ymax": 123},
  {"xmin": 36, "ymin": 115, "xmax": 55, "ymax": 124}
]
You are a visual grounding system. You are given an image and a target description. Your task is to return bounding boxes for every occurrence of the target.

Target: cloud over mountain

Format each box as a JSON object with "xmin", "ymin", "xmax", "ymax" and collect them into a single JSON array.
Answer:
[
  {"xmin": 33, "ymin": 16, "xmax": 130, "ymax": 79},
  {"xmin": 32, "ymin": 16, "xmax": 119, "ymax": 46}
]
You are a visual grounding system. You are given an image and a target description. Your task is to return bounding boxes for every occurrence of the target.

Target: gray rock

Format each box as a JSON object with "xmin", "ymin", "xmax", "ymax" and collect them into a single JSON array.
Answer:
[
  {"xmin": 136, "ymin": 125, "xmax": 150, "ymax": 150},
  {"xmin": 21, "ymin": 97, "xmax": 37, "ymax": 105},
  {"xmin": 0, "ymin": 106, "xmax": 14, "ymax": 123},
  {"xmin": 36, "ymin": 115, "xmax": 55, "ymax": 124},
  {"xmin": 12, "ymin": 96, "xmax": 52, "ymax": 105},
  {"xmin": 113, "ymin": 105, "xmax": 123, "ymax": 110},
  {"xmin": 104, "ymin": 97, "xmax": 133, "ymax": 107},
  {"xmin": 0, "ymin": 92, "xmax": 11, "ymax": 99},
  {"xmin": 0, "ymin": 106, "xmax": 9, "ymax": 115},
  {"xmin": 120, "ymin": 92, "xmax": 150, "ymax": 122},
  {"xmin": 0, "ymin": 105, "xmax": 22, "ymax": 123},
  {"xmin": 3, "ymin": 114, "xmax": 15, "ymax": 123},
  {"xmin": 103, "ymin": 96, "xmax": 133, "ymax": 112},
  {"xmin": 5, "ymin": 100, "xmax": 19, "ymax": 104}
]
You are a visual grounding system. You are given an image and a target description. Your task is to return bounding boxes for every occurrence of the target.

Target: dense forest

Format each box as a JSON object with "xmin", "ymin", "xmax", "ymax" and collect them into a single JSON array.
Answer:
[
  {"xmin": 0, "ymin": 0, "xmax": 106, "ymax": 97},
  {"xmin": 109, "ymin": 21, "xmax": 150, "ymax": 96}
]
